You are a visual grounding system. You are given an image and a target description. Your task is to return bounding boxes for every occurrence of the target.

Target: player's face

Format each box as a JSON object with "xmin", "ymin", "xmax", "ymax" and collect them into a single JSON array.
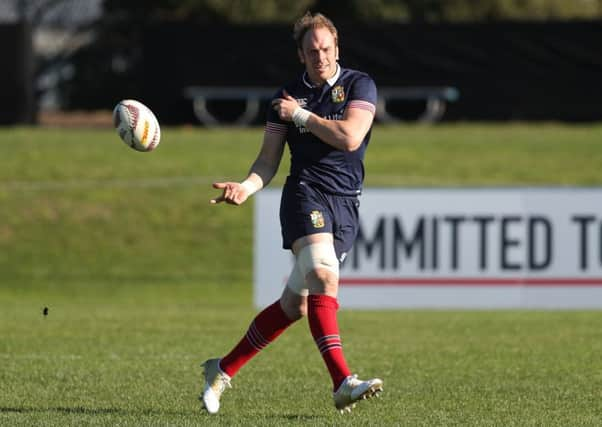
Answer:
[{"xmin": 298, "ymin": 27, "xmax": 339, "ymax": 86}]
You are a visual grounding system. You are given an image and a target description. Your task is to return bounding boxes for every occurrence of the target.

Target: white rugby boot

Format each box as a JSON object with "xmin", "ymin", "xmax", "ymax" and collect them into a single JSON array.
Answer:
[
  {"xmin": 333, "ymin": 374, "xmax": 383, "ymax": 413},
  {"xmin": 199, "ymin": 358, "xmax": 231, "ymax": 414}
]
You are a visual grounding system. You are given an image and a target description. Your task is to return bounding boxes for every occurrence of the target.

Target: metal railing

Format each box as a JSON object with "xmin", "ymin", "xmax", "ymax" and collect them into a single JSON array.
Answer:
[{"xmin": 183, "ymin": 85, "xmax": 459, "ymax": 127}]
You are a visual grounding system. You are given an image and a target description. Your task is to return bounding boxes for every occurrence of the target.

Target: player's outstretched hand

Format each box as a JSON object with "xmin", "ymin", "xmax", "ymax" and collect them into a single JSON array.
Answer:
[{"xmin": 210, "ymin": 182, "xmax": 250, "ymax": 206}]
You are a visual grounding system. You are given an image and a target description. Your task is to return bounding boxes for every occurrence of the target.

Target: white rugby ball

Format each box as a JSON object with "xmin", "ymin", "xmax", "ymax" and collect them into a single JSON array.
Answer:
[{"xmin": 113, "ymin": 99, "xmax": 161, "ymax": 152}]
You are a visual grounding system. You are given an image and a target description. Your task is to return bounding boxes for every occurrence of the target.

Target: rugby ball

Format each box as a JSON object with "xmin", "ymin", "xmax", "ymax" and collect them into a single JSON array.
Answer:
[{"xmin": 113, "ymin": 99, "xmax": 161, "ymax": 152}]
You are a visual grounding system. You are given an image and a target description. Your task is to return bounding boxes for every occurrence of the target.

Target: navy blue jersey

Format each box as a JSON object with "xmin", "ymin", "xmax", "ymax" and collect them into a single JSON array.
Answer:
[{"xmin": 266, "ymin": 66, "xmax": 377, "ymax": 196}]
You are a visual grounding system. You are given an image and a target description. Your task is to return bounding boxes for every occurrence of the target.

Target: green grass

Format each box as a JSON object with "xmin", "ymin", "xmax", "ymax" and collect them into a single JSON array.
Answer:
[{"xmin": 1, "ymin": 124, "xmax": 602, "ymax": 426}]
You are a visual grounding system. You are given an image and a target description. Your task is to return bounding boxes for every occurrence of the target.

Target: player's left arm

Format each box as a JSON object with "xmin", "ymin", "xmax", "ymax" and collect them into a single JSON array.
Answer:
[
  {"xmin": 304, "ymin": 106, "xmax": 374, "ymax": 152},
  {"xmin": 272, "ymin": 76, "xmax": 377, "ymax": 152}
]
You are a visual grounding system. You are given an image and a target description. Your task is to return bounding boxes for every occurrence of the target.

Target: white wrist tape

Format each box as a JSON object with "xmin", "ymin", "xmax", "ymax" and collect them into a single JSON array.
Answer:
[
  {"xmin": 292, "ymin": 107, "xmax": 311, "ymax": 127},
  {"xmin": 240, "ymin": 179, "xmax": 261, "ymax": 195}
]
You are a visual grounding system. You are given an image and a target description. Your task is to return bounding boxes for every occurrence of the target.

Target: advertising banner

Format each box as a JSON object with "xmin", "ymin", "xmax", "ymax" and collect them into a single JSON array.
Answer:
[{"xmin": 255, "ymin": 188, "xmax": 602, "ymax": 309}]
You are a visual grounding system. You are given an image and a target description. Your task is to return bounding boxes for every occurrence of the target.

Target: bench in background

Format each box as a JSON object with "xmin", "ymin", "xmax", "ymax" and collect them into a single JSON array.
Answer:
[{"xmin": 183, "ymin": 86, "xmax": 459, "ymax": 126}]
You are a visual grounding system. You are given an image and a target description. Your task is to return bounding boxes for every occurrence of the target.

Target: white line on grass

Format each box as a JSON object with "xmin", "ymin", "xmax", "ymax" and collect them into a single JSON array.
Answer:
[
  {"xmin": 0, "ymin": 176, "xmax": 216, "ymax": 192},
  {"xmin": 0, "ymin": 353, "xmax": 197, "ymax": 360},
  {"xmin": 0, "ymin": 175, "xmax": 452, "ymax": 192},
  {"xmin": 0, "ymin": 353, "xmax": 83, "ymax": 360}
]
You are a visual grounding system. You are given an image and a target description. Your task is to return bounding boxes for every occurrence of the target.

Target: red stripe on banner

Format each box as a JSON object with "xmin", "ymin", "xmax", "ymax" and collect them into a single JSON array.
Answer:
[{"xmin": 339, "ymin": 277, "xmax": 602, "ymax": 287}]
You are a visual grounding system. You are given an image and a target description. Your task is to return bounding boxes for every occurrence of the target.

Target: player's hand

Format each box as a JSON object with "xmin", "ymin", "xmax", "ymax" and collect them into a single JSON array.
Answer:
[
  {"xmin": 271, "ymin": 89, "xmax": 299, "ymax": 122},
  {"xmin": 210, "ymin": 182, "xmax": 250, "ymax": 205}
]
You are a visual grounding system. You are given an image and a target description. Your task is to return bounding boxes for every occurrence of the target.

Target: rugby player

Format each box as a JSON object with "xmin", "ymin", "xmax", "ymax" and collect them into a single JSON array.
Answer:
[{"xmin": 202, "ymin": 11, "xmax": 383, "ymax": 414}]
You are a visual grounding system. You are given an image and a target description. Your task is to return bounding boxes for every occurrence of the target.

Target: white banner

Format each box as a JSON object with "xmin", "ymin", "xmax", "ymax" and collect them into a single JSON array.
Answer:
[{"xmin": 254, "ymin": 188, "xmax": 602, "ymax": 309}]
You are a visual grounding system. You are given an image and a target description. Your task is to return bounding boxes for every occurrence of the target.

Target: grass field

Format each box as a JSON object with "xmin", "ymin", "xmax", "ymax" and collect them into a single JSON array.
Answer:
[{"xmin": 1, "ymin": 124, "xmax": 602, "ymax": 426}]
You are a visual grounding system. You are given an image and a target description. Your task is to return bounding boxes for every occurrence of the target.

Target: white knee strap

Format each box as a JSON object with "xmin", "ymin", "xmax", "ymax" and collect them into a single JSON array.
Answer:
[
  {"xmin": 285, "ymin": 260, "xmax": 308, "ymax": 296},
  {"xmin": 296, "ymin": 243, "xmax": 339, "ymax": 278}
]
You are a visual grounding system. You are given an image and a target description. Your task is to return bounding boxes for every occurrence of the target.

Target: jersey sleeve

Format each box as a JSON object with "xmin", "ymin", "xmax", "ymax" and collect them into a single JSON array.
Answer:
[
  {"xmin": 346, "ymin": 74, "xmax": 377, "ymax": 115},
  {"xmin": 265, "ymin": 88, "xmax": 288, "ymax": 137}
]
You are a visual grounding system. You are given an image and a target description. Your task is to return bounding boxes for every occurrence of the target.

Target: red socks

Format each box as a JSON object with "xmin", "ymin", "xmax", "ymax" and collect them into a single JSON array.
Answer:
[
  {"xmin": 307, "ymin": 294, "xmax": 351, "ymax": 391},
  {"xmin": 219, "ymin": 295, "xmax": 351, "ymax": 392},
  {"xmin": 219, "ymin": 301, "xmax": 294, "ymax": 378}
]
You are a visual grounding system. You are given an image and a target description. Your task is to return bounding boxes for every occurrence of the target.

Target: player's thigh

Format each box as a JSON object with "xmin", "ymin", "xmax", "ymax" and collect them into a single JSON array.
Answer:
[
  {"xmin": 280, "ymin": 179, "xmax": 334, "ymax": 252},
  {"xmin": 293, "ymin": 236, "xmax": 340, "ymax": 297},
  {"xmin": 332, "ymin": 195, "xmax": 360, "ymax": 263}
]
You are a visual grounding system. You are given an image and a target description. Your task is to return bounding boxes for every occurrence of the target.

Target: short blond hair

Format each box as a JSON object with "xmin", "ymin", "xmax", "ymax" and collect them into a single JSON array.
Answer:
[{"xmin": 293, "ymin": 12, "xmax": 338, "ymax": 48}]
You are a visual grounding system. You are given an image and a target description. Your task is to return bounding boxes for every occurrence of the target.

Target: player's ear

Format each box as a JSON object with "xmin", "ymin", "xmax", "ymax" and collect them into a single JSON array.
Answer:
[
  {"xmin": 335, "ymin": 45, "xmax": 339, "ymax": 61},
  {"xmin": 297, "ymin": 48, "xmax": 305, "ymax": 64}
]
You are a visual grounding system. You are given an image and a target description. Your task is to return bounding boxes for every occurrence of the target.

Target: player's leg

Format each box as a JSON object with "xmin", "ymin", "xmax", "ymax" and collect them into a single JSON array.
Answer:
[
  {"xmin": 280, "ymin": 179, "xmax": 382, "ymax": 411},
  {"xmin": 279, "ymin": 261, "xmax": 308, "ymax": 320},
  {"xmin": 293, "ymin": 233, "xmax": 350, "ymax": 389},
  {"xmin": 294, "ymin": 232, "xmax": 383, "ymax": 413},
  {"xmin": 200, "ymin": 262, "xmax": 306, "ymax": 414}
]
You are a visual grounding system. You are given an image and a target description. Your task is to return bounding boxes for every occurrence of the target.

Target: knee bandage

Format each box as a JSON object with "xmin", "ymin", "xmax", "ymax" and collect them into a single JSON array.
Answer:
[
  {"xmin": 296, "ymin": 243, "xmax": 339, "ymax": 278},
  {"xmin": 285, "ymin": 260, "xmax": 308, "ymax": 296}
]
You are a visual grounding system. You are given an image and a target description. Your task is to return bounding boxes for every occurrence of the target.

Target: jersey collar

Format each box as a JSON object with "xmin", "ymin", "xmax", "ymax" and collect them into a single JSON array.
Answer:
[{"xmin": 302, "ymin": 63, "xmax": 341, "ymax": 89}]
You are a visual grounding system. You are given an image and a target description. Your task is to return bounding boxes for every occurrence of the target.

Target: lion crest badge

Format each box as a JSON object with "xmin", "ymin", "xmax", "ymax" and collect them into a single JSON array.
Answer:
[
  {"xmin": 331, "ymin": 85, "xmax": 345, "ymax": 103},
  {"xmin": 310, "ymin": 210, "xmax": 325, "ymax": 228}
]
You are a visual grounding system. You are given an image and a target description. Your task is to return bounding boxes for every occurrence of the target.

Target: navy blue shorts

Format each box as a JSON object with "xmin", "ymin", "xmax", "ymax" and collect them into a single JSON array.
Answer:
[{"xmin": 279, "ymin": 177, "xmax": 360, "ymax": 262}]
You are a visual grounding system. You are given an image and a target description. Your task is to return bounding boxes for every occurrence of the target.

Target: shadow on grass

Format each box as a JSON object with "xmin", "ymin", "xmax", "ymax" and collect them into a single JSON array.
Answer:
[
  {"xmin": 0, "ymin": 406, "xmax": 186, "ymax": 416},
  {"xmin": 1, "ymin": 406, "xmax": 329, "ymax": 420},
  {"xmin": 0, "ymin": 406, "xmax": 124, "ymax": 415},
  {"xmin": 275, "ymin": 413, "xmax": 327, "ymax": 421}
]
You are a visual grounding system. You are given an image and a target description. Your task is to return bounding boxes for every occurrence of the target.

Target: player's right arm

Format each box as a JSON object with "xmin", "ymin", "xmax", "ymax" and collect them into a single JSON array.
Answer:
[{"xmin": 211, "ymin": 129, "xmax": 286, "ymax": 205}]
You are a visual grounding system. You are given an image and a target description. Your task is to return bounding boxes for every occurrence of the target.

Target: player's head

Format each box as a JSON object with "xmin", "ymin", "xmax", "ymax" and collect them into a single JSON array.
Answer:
[{"xmin": 293, "ymin": 12, "xmax": 339, "ymax": 86}]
